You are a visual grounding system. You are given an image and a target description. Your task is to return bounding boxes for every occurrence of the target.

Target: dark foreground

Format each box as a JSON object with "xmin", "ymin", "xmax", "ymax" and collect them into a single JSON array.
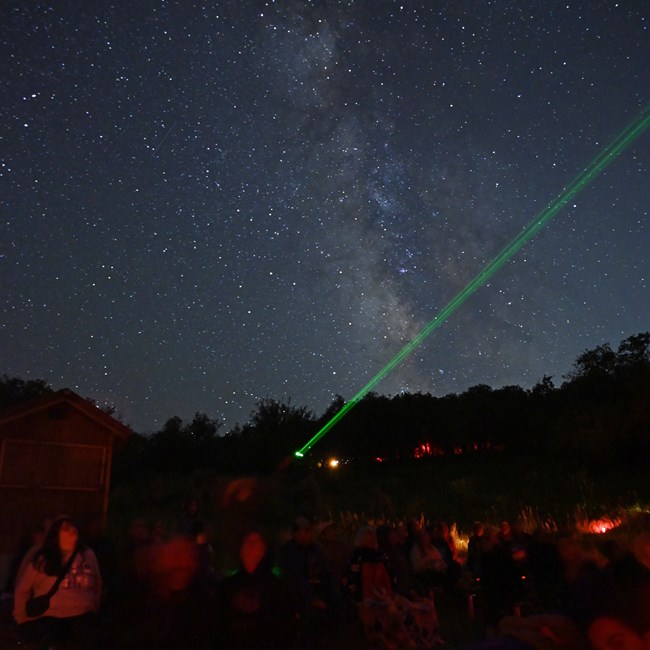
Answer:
[{"xmin": 0, "ymin": 589, "xmax": 483, "ymax": 650}]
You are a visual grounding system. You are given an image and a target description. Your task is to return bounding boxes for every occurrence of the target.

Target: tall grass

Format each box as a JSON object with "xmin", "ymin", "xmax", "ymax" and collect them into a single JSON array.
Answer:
[{"xmin": 105, "ymin": 451, "xmax": 650, "ymax": 570}]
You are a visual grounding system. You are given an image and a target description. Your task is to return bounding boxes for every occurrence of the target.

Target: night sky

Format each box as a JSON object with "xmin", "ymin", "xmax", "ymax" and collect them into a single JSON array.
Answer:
[{"xmin": 2, "ymin": 1, "xmax": 648, "ymax": 433}]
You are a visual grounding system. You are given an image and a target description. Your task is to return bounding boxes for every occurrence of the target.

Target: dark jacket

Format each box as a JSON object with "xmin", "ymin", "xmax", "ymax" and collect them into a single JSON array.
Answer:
[{"xmin": 216, "ymin": 555, "xmax": 295, "ymax": 650}]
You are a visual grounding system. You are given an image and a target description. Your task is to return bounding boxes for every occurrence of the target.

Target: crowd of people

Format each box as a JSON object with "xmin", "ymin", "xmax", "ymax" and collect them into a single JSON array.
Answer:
[
  {"xmin": 2, "ymin": 503, "xmax": 650, "ymax": 650},
  {"xmin": 463, "ymin": 519, "xmax": 650, "ymax": 649}
]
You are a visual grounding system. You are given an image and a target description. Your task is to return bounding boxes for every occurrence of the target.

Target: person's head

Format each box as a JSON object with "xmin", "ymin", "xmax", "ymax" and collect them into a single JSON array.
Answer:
[
  {"xmin": 472, "ymin": 521, "xmax": 485, "ymax": 537},
  {"xmin": 479, "ymin": 527, "xmax": 499, "ymax": 552},
  {"xmin": 425, "ymin": 521, "xmax": 442, "ymax": 541},
  {"xmin": 414, "ymin": 529, "xmax": 432, "ymax": 551},
  {"xmin": 150, "ymin": 536, "xmax": 199, "ymax": 597},
  {"xmin": 240, "ymin": 531, "xmax": 268, "ymax": 574},
  {"xmin": 429, "ymin": 522, "xmax": 444, "ymax": 539},
  {"xmin": 316, "ymin": 521, "xmax": 336, "ymax": 543},
  {"xmin": 376, "ymin": 524, "xmax": 394, "ymax": 551},
  {"xmin": 35, "ymin": 516, "xmax": 80, "ymax": 574},
  {"xmin": 395, "ymin": 521, "xmax": 409, "ymax": 544},
  {"xmin": 499, "ymin": 520, "xmax": 511, "ymax": 537},
  {"xmin": 43, "ymin": 516, "xmax": 78, "ymax": 551},
  {"xmin": 588, "ymin": 615, "xmax": 650, "ymax": 650},
  {"xmin": 354, "ymin": 526, "xmax": 377, "ymax": 550},
  {"xmin": 292, "ymin": 517, "xmax": 314, "ymax": 546},
  {"xmin": 407, "ymin": 518, "xmax": 422, "ymax": 537},
  {"xmin": 58, "ymin": 518, "xmax": 79, "ymax": 553}
]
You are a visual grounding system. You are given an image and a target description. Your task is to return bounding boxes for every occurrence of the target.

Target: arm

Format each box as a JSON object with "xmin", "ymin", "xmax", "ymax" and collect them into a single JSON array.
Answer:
[
  {"xmin": 82, "ymin": 549, "xmax": 103, "ymax": 611},
  {"xmin": 13, "ymin": 561, "xmax": 49, "ymax": 624}
]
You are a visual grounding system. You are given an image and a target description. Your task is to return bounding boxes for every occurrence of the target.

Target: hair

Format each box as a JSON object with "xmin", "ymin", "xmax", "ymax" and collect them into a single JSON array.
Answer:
[
  {"xmin": 375, "ymin": 524, "xmax": 394, "ymax": 551},
  {"xmin": 413, "ymin": 528, "xmax": 432, "ymax": 551},
  {"xmin": 291, "ymin": 517, "xmax": 312, "ymax": 534},
  {"xmin": 354, "ymin": 526, "xmax": 376, "ymax": 548},
  {"xmin": 32, "ymin": 516, "xmax": 82, "ymax": 576}
]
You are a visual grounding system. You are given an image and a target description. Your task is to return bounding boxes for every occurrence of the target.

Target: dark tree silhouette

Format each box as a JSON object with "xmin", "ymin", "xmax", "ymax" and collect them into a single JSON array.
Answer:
[
  {"xmin": 552, "ymin": 332, "xmax": 650, "ymax": 465},
  {"xmin": 237, "ymin": 398, "xmax": 317, "ymax": 471},
  {"xmin": 8, "ymin": 331, "xmax": 648, "ymax": 478},
  {"xmin": 0, "ymin": 375, "xmax": 52, "ymax": 410}
]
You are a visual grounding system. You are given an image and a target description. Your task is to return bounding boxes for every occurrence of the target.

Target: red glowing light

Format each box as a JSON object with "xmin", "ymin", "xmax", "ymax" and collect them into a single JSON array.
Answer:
[{"xmin": 576, "ymin": 516, "xmax": 622, "ymax": 535}]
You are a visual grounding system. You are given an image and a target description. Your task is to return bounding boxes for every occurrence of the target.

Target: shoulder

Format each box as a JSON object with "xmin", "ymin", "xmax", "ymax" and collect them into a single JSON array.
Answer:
[
  {"xmin": 31, "ymin": 547, "xmax": 44, "ymax": 565},
  {"xmin": 78, "ymin": 547, "xmax": 100, "ymax": 567},
  {"xmin": 30, "ymin": 549, "xmax": 48, "ymax": 573},
  {"xmin": 17, "ymin": 557, "xmax": 43, "ymax": 582}
]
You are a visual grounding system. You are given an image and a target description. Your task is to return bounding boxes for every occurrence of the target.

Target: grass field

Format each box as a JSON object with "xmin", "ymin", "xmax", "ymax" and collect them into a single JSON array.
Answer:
[{"xmin": 108, "ymin": 449, "xmax": 650, "ymax": 573}]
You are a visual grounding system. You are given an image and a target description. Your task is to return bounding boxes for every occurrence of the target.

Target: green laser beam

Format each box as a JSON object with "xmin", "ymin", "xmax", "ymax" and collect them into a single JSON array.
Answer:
[{"xmin": 295, "ymin": 106, "xmax": 650, "ymax": 458}]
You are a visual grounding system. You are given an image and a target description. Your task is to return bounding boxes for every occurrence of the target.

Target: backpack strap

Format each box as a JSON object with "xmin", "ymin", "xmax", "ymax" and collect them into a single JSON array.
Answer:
[{"xmin": 45, "ymin": 548, "xmax": 79, "ymax": 599}]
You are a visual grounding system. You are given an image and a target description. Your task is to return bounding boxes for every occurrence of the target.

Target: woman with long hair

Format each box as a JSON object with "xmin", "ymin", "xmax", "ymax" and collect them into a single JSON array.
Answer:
[{"xmin": 13, "ymin": 515, "xmax": 102, "ymax": 649}]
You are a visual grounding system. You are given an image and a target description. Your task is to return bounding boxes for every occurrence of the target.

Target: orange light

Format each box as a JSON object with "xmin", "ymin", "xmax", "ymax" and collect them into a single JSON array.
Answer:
[{"xmin": 576, "ymin": 516, "xmax": 622, "ymax": 535}]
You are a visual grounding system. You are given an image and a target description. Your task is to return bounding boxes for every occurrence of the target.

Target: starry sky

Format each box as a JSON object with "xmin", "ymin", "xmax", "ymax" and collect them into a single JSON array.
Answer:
[{"xmin": 1, "ymin": 1, "xmax": 648, "ymax": 433}]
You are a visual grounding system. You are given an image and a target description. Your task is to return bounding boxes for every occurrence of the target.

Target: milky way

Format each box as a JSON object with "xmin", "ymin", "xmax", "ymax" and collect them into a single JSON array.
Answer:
[{"xmin": 1, "ymin": 1, "xmax": 648, "ymax": 432}]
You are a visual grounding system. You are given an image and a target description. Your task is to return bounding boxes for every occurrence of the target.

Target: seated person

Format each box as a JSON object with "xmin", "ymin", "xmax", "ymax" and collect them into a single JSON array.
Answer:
[
  {"xmin": 410, "ymin": 529, "xmax": 446, "ymax": 594},
  {"xmin": 14, "ymin": 516, "xmax": 102, "ymax": 650},
  {"xmin": 216, "ymin": 530, "xmax": 295, "ymax": 650},
  {"xmin": 344, "ymin": 526, "xmax": 442, "ymax": 649}
]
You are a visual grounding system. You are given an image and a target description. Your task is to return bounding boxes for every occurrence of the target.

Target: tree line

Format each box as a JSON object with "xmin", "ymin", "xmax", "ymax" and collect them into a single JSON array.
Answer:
[{"xmin": 2, "ymin": 332, "xmax": 649, "ymax": 477}]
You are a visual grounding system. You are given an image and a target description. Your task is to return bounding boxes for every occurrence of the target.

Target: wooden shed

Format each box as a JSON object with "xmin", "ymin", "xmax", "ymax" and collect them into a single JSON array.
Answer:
[{"xmin": 0, "ymin": 388, "xmax": 132, "ymax": 580}]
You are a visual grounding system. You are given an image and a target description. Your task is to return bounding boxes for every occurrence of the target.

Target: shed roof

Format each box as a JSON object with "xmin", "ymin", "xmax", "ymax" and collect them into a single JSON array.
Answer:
[{"xmin": 0, "ymin": 388, "xmax": 133, "ymax": 441}]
